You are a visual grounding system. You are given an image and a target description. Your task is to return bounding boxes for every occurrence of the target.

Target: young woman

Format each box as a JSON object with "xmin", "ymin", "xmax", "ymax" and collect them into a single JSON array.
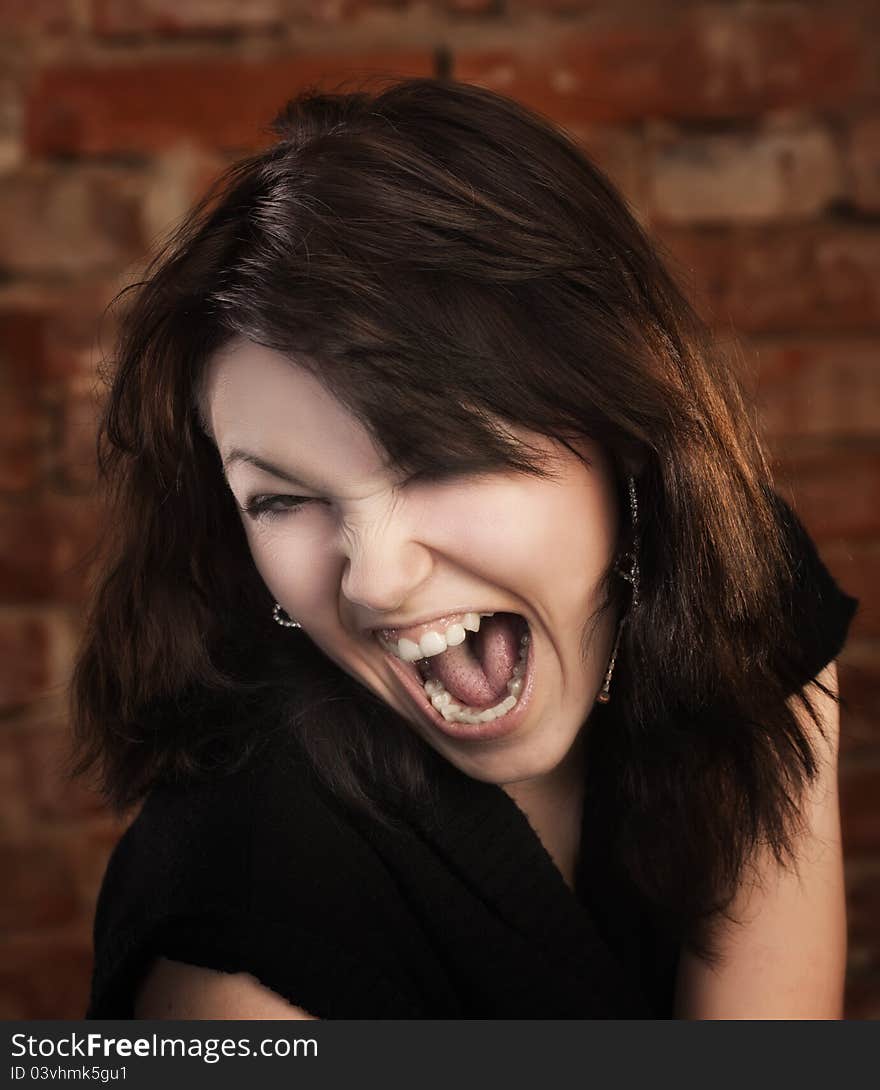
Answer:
[{"xmin": 72, "ymin": 78, "xmax": 859, "ymax": 1020}]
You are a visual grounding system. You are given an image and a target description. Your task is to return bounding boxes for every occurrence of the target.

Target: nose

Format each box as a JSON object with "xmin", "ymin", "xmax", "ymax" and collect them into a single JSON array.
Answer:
[{"xmin": 339, "ymin": 514, "xmax": 434, "ymax": 618}]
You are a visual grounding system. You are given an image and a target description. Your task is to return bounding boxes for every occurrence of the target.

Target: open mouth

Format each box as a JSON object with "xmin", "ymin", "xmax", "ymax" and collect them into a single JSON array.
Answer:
[{"xmin": 381, "ymin": 612, "xmax": 534, "ymax": 735}]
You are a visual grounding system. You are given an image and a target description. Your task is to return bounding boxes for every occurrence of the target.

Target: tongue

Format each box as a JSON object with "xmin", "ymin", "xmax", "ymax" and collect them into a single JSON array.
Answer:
[{"xmin": 429, "ymin": 613, "xmax": 522, "ymax": 709}]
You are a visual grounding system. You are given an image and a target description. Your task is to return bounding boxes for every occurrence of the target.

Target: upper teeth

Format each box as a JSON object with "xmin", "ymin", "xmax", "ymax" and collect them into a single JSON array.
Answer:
[{"xmin": 378, "ymin": 611, "xmax": 494, "ymax": 663}]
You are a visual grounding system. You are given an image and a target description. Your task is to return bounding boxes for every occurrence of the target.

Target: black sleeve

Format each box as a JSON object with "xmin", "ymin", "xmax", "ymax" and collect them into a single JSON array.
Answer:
[
  {"xmin": 86, "ymin": 739, "xmax": 428, "ymax": 1019},
  {"xmin": 770, "ymin": 490, "xmax": 859, "ymax": 692}
]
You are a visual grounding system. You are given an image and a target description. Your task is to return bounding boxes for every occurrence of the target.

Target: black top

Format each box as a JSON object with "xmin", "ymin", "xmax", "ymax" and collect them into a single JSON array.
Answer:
[{"xmin": 86, "ymin": 497, "xmax": 859, "ymax": 1020}]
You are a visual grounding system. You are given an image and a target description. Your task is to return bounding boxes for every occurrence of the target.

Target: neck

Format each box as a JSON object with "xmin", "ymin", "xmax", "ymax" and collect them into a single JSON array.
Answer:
[{"xmin": 500, "ymin": 733, "xmax": 586, "ymax": 891}]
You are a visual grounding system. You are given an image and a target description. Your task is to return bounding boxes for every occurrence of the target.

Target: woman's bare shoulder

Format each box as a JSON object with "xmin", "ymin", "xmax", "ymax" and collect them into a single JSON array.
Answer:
[{"xmin": 134, "ymin": 956, "xmax": 319, "ymax": 1020}]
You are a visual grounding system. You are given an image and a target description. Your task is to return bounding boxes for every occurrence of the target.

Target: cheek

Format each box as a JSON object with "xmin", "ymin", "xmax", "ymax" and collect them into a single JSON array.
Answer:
[
  {"xmin": 242, "ymin": 518, "xmax": 338, "ymax": 607},
  {"xmin": 418, "ymin": 488, "xmax": 536, "ymax": 572},
  {"xmin": 427, "ymin": 479, "xmax": 614, "ymax": 589},
  {"xmin": 545, "ymin": 485, "xmax": 617, "ymax": 580}
]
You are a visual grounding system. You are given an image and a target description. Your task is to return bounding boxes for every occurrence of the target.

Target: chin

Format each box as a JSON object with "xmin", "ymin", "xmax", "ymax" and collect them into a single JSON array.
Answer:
[{"xmin": 431, "ymin": 727, "xmax": 585, "ymax": 787}]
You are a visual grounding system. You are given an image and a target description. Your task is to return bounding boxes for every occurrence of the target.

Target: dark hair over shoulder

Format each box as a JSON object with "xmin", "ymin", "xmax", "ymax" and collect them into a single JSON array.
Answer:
[{"xmin": 69, "ymin": 76, "xmax": 837, "ymax": 966}]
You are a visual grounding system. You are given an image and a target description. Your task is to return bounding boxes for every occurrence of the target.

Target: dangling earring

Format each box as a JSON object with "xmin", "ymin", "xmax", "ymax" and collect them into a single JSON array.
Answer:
[
  {"xmin": 597, "ymin": 474, "xmax": 641, "ymax": 705},
  {"xmin": 272, "ymin": 602, "xmax": 302, "ymax": 629},
  {"xmin": 596, "ymin": 617, "xmax": 624, "ymax": 704},
  {"xmin": 612, "ymin": 473, "xmax": 640, "ymax": 611}
]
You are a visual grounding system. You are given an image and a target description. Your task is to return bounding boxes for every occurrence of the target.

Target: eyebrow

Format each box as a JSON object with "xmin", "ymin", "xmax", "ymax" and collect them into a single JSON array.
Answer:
[{"xmin": 222, "ymin": 449, "xmax": 311, "ymax": 489}]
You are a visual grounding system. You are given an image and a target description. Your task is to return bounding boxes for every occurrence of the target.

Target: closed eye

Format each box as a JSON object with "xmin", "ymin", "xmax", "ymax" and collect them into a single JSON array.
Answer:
[
  {"xmin": 241, "ymin": 494, "xmax": 319, "ymax": 520},
  {"xmin": 241, "ymin": 467, "xmax": 496, "ymax": 520}
]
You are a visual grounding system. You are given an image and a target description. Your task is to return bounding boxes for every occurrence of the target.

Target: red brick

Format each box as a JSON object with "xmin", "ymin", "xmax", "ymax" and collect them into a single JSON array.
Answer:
[
  {"xmin": 773, "ymin": 447, "xmax": 880, "ymax": 542},
  {"xmin": 443, "ymin": 0, "xmax": 501, "ymax": 14},
  {"xmin": 141, "ymin": 143, "xmax": 229, "ymax": 246},
  {"xmin": 286, "ymin": 1, "xmax": 412, "ymax": 24},
  {"xmin": 55, "ymin": 375, "xmax": 104, "ymax": 491},
  {"xmin": 26, "ymin": 52, "xmax": 436, "ymax": 156},
  {"xmin": 0, "ymin": 55, "xmax": 25, "ymax": 174},
  {"xmin": 0, "ymin": 284, "xmax": 121, "ymax": 384},
  {"xmin": 0, "ymin": 727, "xmax": 28, "ymax": 833},
  {"xmin": 845, "ymin": 857, "xmax": 880, "ymax": 1010},
  {"xmin": 751, "ymin": 338, "xmax": 880, "ymax": 440},
  {"xmin": 0, "ymin": 310, "xmax": 46, "ymax": 388},
  {"xmin": 841, "ymin": 761, "xmax": 880, "ymax": 855},
  {"xmin": 839, "ymin": 654, "xmax": 880, "ymax": 758},
  {"xmin": 507, "ymin": 1, "xmax": 592, "ymax": 11},
  {"xmin": 846, "ymin": 858, "xmax": 880, "ymax": 958},
  {"xmin": 844, "ymin": 973, "xmax": 880, "ymax": 1021},
  {"xmin": 647, "ymin": 125, "xmax": 842, "ymax": 225},
  {"xmin": 650, "ymin": 224, "xmax": 730, "ymax": 329},
  {"xmin": 0, "ymin": 611, "xmax": 67, "ymax": 710},
  {"xmin": 657, "ymin": 224, "xmax": 880, "ymax": 334},
  {"xmin": 64, "ymin": 816, "xmax": 127, "ymax": 909},
  {"xmin": 453, "ymin": 7, "xmax": 865, "ymax": 125},
  {"xmin": 0, "ymin": 379, "xmax": 45, "ymax": 492},
  {"xmin": 572, "ymin": 124, "xmax": 646, "ymax": 210},
  {"xmin": 0, "ymin": 494, "xmax": 102, "ymax": 604},
  {"xmin": 848, "ymin": 116, "xmax": 880, "ymax": 214},
  {"xmin": 17, "ymin": 725, "xmax": 108, "ymax": 820},
  {"xmin": 818, "ymin": 542, "xmax": 880, "ymax": 641},
  {"xmin": 0, "ymin": 0, "xmax": 76, "ymax": 35},
  {"xmin": 0, "ymin": 930, "xmax": 92, "ymax": 1018},
  {"xmin": 0, "ymin": 838, "xmax": 80, "ymax": 929},
  {"xmin": 0, "ymin": 168, "xmax": 146, "ymax": 276},
  {"xmin": 93, "ymin": 0, "xmax": 285, "ymax": 36}
]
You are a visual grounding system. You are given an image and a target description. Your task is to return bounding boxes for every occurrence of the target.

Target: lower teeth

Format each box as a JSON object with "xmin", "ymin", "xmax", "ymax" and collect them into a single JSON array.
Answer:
[{"xmin": 421, "ymin": 630, "xmax": 530, "ymax": 724}]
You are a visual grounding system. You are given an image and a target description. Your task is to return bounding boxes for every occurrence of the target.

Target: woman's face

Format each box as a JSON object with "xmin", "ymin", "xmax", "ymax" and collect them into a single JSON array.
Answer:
[{"xmin": 201, "ymin": 337, "xmax": 622, "ymax": 788}]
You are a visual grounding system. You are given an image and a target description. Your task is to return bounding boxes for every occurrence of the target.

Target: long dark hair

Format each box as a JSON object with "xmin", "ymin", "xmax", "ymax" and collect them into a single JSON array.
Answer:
[{"xmin": 70, "ymin": 76, "xmax": 836, "ymax": 966}]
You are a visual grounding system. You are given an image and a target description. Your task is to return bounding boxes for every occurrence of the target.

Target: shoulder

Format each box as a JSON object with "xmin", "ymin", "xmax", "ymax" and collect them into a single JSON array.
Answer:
[
  {"xmin": 111, "ymin": 728, "xmax": 375, "ymax": 895},
  {"xmin": 99, "ymin": 731, "xmax": 312, "ymax": 917},
  {"xmin": 101, "ymin": 726, "xmax": 409, "ymax": 927},
  {"xmin": 90, "ymin": 728, "xmax": 420, "ymax": 1018}
]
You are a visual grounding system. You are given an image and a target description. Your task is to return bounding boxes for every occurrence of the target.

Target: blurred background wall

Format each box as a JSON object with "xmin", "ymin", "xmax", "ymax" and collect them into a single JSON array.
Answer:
[{"xmin": 0, "ymin": 0, "xmax": 877, "ymax": 1019}]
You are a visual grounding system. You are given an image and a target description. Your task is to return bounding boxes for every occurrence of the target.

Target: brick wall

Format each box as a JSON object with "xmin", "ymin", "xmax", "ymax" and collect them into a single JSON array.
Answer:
[{"xmin": 1, "ymin": 0, "xmax": 877, "ymax": 1019}]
